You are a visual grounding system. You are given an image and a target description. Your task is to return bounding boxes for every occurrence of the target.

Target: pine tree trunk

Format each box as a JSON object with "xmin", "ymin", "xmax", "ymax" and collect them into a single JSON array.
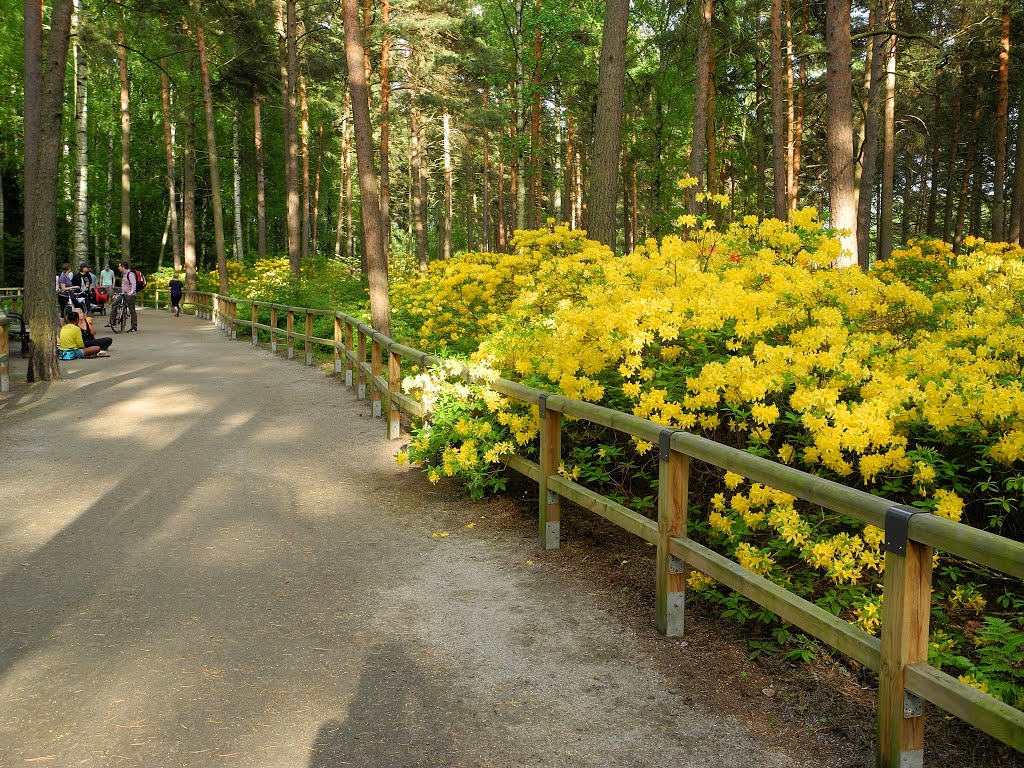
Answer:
[
  {"xmin": 553, "ymin": 98, "xmax": 562, "ymax": 223},
  {"xmin": 410, "ymin": 106, "xmax": 428, "ymax": 274},
  {"xmin": 161, "ymin": 72, "xmax": 182, "ymax": 272},
  {"xmin": 942, "ymin": 92, "xmax": 962, "ymax": 243},
  {"xmin": 312, "ymin": 125, "xmax": 322, "ymax": 257},
  {"xmin": 281, "ymin": 0, "xmax": 301, "ymax": 276},
  {"xmin": 379, "ymin": 0, "xmax": 391, "ymax": 257},
  {"xmin": 345, "ymin": 113, "xmax": 353, "ymax": 261},
  {"xmin": 103, "ymin": 124, "xmax": 113, "ymax": 267},
  {"xmin": 1011, "ymin": 84, "xmax": 1024, "ymax": 244},
  {"xmin": 23, "ymin": 0, "xmax": 74, "ymax": 381},
  {"xmin": 529, "ymin": 11, "xmax": 542, "ymax": 228},
  {"xmin": 754, "ymin": 15, "xmax": 766, "ymax": 215},
  {"xmin": 992, "ymin": 1, "xmax": 1010, "ymax": 241},
  {"xmin": 587, "ymin": 0, "xmax": 630, "ymax": 247},
  {"xmin": 925, "ymin": 72, "xmax": 942, "ymax": 235},
  {"xmin": 497, "ymin": 140, "xmax": 507, "ymax": 248},
  {"xmin": 342, "ymin": 0, "xmax": 390, "ymax": 334},
  {"xmin": 443, "ymin": 111, "xmax": 452, "ymax": 259},
  {"xmin": 72, "ymin": 0, "xmax": 88, "ymax": 268},
  {"xmin": 231, "ymin": 107, "xmax": 244, "ymax": 263},
  {"xmin": 707, "ymin": 47, "xmax": 718, "ymax": 196},
  {"xmin": 118, "ymin": 26, "xmax": 131, "ymax": 264},
  {"xmin": 901, "ymin": 157, "xmax": 916, "ymax": 244},
  {"xmin": 770, "ymin": 0, "xmax": 787, "ymax": 218},
  {"xmin": 953, "ymin": 102, "xmax": 978, "ymax": 252},
  {"xmin": 335, "ymin": 114, "xmax": 347, "ymax": 260},
  {"xmin": 196, "ymin": 24, "xmax": 228, "ymax": 293},
  {"xmin": 824, "ymin": 0, "xmax": 858, "ymax": 265},
  {"xmin": 877, "ymin": 35, "xmax": 896, "ymax": 262},
  {"xmin": 254, "ymin": 94, "xmax": 267, "ymax": 260},
  {"xmin": 630, "ymin": 161, "xmax": 638, "ymax": 248},
  {"xmin": 482, "ymin": 89, "xmax": 491, "ymax": 252},
  {"xmin": 784, "ymin": 0, "xmax": 795, "ymax": 210}
]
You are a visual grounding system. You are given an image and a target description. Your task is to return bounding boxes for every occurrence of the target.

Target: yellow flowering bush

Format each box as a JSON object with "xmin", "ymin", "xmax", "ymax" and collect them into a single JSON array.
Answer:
[{"xmin": 393, "ymin": 219, "xmax": 1024, "ymax": 704}]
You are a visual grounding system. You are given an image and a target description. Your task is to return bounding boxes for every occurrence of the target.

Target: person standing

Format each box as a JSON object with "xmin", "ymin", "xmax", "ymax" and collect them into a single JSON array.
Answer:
[
  {"xmin": 99, "ymin": 263, "xmax": 116, "ymax": 293},
  {"xmin": 71, "ymin": 264, "xmax": 93, "ymax": 313},
  {"xmin": 118, "ymin": 261, "xmax": 139, "ymax": 333},
  {"xmin": 57, "ymin": 263, "xmax": 75, "ymax": 316},
  {"xmin": 168, "ymin": 272, "xmax": 184, "ymax": 317}
]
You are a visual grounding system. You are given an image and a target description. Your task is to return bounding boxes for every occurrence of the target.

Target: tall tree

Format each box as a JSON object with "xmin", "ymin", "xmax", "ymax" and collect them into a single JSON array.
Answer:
[
  {"xmin": 824, "ymin": 0, "xmax": 858, "ymax": 266},
  {"xmin": 118, "ymin": 26, "xmax": 131, "ymax": 264},
  {"xmin": 71, "ymin": 0, "xmax": 88, "ymax": 267},
  {"xmin": 587, "ymin": 0, "xmax": 630, "ymax": 248},
  {"xmin": 342, "ymin": 0, "xmax": 391, "ymax": 334},
  {"xmin": 281, "ymin": 0, "xmax": 301, "ymax": 276},
  {"xmin": 992, "ymin": 1, "xmax": 1010, "ymax": 241},
  {"xmin": 161, "ymin": 71, "xmax": 182, "ymax": 272},
  {"xmin": 232, "ymin": 107, "xmax": 244, "ymax": 263},
  {"xmin": 23, "ymin": 0, "xmax": 74, "ymax": 381},
  {"xmin": 195, "ymin": 23, "xmax": 228, "ymax": 293},
  {"xmin": 183, "ymin": 53, "xmax": 198, "ymax": 292},
  {"xmin": 690, "ymin": 0, "xmax": 715, "ymax": 213},
  {"xmin": 769, "ymin": 0, "xmax": 787, "ymax": 218},
  {"xmin": 254, "ymin": 94, "xmax": 267, "ymax": 260}
]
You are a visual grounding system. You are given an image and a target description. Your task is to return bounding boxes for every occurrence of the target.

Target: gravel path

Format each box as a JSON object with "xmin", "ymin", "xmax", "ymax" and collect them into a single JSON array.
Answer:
[{"xmin": 0, "ymin": 308, "xmax": 810, "ymax": 767}]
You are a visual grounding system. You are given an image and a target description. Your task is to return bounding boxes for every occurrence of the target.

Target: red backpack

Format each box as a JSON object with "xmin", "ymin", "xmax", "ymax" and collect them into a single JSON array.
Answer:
[{"xmin": 129, "ymin": 268, "xmax": 147, "ymax": 291}]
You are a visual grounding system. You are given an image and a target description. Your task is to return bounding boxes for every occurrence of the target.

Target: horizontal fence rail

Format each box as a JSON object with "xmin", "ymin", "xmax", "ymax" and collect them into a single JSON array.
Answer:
[{"xmin": 139, "ymin": 291, "xmax": 1024, "ymax": 763}]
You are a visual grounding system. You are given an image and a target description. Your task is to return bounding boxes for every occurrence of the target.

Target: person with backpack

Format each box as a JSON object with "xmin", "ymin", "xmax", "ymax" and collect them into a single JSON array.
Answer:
[{"xmin": 118, "ymin": 261, "xmax": 144, "ymax": 333}]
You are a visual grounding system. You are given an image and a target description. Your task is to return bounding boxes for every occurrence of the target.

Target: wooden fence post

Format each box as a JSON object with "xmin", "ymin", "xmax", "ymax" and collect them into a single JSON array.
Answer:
[
  {"xmin": 251, "ymin": 304, "xmax": 258, "ymax": 345},
  {"xmin": 286, "ymin": 309, "xmax": 295, "ymax": 359},
  {"xmin": 371, "ymin": 337, "xmax": 383, "ymax": 417},
  {"xmin": 877, "ymin": 510, "xmax": 932, "ymax": 768},
  {"xmin": 537, "ymin": 396, "xmax": 561, "ymax": 549},
  {"xmin": 334, "ymin": 315, "xmax": 342, "ymax": 374},
  {"xmin": 305, "ymin": 312, "xmax": 314, "ymax": 365},
  {"xmin": 229, "ymin": 300, "xmax": 237, "ymax": 339},
  {"xmin": 345, "ymin": 321, "xmax": 354, "ymax": 387},
  {"xmin": 655, "ymin": 430, "xmax": 688, "ymax": 637},
  {"xmin": 356, "ymin": 328, "xmax": 366, "ymax": 399},
  {"xmin": 387, "ymin": 346, "xmax": 401, "ymax": 439},
  {"xmin": 270, "ymin": 306, "xmax": 278, "ymax": 353},
  {"xmin": 154, "ymin": 289, "xmax": 160, "ymax": 309}
]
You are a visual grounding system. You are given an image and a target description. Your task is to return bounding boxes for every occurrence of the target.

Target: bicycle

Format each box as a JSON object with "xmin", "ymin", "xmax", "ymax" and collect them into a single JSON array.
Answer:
[{"xmin": 107, "ymin": 293, "xmax": 131, "ymax": 334}]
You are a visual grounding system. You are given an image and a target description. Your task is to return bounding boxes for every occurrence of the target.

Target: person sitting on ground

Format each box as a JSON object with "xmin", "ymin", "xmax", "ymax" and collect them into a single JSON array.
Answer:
[
  {"xmin": 58, "ymin": 308, "xmax": 108, "ymax": 359},
  {"xmin": 71, "ymin": 307, "xmax": 112, "ymax": 354},
  {"xmin": 169, "ymin": 272, "xmax": 184, "ymax": 317}
]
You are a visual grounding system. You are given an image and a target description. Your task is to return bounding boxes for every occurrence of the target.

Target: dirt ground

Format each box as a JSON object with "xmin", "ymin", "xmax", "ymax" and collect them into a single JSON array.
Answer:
[{"xmin": 0, "ymin": 308, "xmax": 1018, "ymax": 768}]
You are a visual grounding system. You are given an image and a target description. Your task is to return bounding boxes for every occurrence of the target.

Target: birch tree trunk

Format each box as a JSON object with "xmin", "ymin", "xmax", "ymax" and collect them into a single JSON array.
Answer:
[
  {"xmin": 161, "ymin": 72, "xmax": 182, "ymax": 272},
  {"xmin": 254, "ymin": 94, "xmax": 267, "ymax": 259},
  {"xmin": 482, "ymin": 89, "xmax": 491, "ymax": 252},
  {"xmin": 232, "ymin": 107, "xmax": 244, "ymax": 262},
  {"xmin": 183, "ymin": 62, "xmax": 198, "ymax": 292},
  {"xmin": 118, "ymin": 26, "xmax": 131, "ymax": 264},
  {"xmin": 196, "ymin": 24, "xmax": 228, "ymax": 293},
  {"xmin": 824, "ymin": 0, "xmax": 858, "ymax": 266},
  {"xmin": 443, "ymin": 110, "xmax": 453, "ymax": 260},
  {"xmin": 72, "ymin": 0, "xmax": 88, "ymax": 267},
  {"xmin": 312, "ymin": 124, "xmax": 322, "ymax": 257},
  {"xmin": 342, "ymin": 0, "xmax": 391, "ymax": 334}
]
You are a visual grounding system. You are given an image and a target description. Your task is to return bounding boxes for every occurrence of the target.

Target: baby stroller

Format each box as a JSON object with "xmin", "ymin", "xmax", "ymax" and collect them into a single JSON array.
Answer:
[
  {"xmin": 90, "ymin": 285, "xmax": 110, "ymax": 315},
  {"xmin": 58, "ymin": 286, "xmax": 89, "ymax": 318}
]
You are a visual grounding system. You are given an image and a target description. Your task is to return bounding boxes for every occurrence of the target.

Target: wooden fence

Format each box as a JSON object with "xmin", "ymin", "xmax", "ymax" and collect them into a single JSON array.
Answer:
[{"xmin": 44, "ymin": 288, "xmax": 1024, "ymax": 762}]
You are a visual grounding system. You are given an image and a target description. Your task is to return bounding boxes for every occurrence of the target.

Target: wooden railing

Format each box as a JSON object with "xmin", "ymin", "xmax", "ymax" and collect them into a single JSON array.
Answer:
[
  {"xmin": 148, "ymin": 291, "xmax": 1024, "ymax": 762},
  {"xmin": 0, "ymin": 311, "xmax": 9, "ymax": 394},
  {"xmin": 0, "ymin": 287, "xmax": 23, "ymax": 317}
]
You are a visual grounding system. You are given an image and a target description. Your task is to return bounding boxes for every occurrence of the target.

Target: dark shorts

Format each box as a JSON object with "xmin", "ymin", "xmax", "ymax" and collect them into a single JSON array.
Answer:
[{"xmin": 171, "ymin": 293, "xmax": 183, "ymax": 307}]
